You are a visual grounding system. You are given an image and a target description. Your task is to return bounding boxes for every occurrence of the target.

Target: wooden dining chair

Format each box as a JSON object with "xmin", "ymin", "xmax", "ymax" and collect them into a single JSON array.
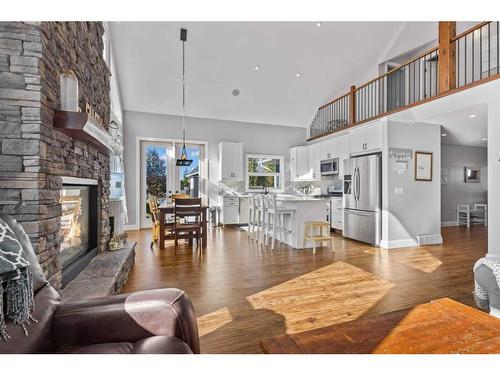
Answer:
[
  {"xmin": 147, "ymin": 195, "xmax": 175, "ymax": 249},
  {"xmin": 174, "ymin": 198, "xmax": 203, "ymax": 248},
  {"xmin": 172, "ymin": 193, "xmax": 190, "ymax": 202},
  {"xmin": 147, "ymin": 195, "xmax": 160, "ymax": 248}
]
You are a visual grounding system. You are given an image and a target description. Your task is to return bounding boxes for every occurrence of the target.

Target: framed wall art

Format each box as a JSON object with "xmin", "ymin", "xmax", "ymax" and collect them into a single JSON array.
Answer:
[{"xmin": 415, "ymin": 151, "xmax": 433, "ymax": 181}]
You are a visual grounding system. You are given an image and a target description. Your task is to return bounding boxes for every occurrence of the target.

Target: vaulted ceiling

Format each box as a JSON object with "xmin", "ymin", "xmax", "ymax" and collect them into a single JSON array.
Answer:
[{"xmin": 108, "ymin": 22, "xmax": 442, "ymax": 128}]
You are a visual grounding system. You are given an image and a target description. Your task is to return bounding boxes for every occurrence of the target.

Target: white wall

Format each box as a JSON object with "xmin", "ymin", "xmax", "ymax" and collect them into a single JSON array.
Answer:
[
  {"xmin": 123, "ymin": 110, "xmax": 306, "ymax": 227},
  {"xmin": 488, "ymin": 96, "xmax": 500, "ymax": 256},
  {"xmin": 381, "ymin": 120, "xmax": 442, "ymax": 249},
  {"xmin": 441, "ymin": 144, "xmax": 487, "ymax": 224}
]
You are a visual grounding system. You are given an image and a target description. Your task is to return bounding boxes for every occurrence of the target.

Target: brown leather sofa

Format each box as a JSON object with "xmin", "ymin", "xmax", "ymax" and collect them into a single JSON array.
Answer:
[{"xmin": 0, "ymin": 214, "xmax": 200, "ymax": 354}]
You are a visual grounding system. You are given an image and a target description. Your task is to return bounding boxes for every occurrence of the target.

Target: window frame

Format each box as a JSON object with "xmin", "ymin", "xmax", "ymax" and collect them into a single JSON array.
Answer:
[{"xmin": 245, "ymin": 153, "xmax": 285, "ymax": 193}]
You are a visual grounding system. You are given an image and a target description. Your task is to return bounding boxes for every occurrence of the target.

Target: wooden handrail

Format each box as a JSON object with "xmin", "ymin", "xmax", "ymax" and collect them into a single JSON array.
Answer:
[
  {"xmin": 451, "ymin": 21, "xmax": 490, "ymax": 42},
  {"xmin": 318, "ymin": 91, "xmax": 350, "ymax": 110}
]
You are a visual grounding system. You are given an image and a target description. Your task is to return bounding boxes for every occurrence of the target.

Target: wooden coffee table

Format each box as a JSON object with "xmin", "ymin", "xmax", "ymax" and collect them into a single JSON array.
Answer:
[{"xmin": 261, "ymin": 298, "xmax": 500, "ymax": 354}]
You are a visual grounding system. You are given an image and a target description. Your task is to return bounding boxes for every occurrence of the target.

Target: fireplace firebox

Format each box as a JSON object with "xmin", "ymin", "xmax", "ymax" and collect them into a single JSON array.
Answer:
[{"xmin": 60, "ymin": 177, "xmax": 99, "ymax": 287}]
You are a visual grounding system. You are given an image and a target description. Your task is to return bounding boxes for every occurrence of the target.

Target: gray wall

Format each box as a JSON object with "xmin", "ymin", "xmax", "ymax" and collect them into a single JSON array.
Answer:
[
  {"xmin": 441, "ymin": 144, "xmax": 487, "ymax": 224},
  {"xmin": 382, "ymin": 120, "xmax": 442, "ymax": 248},
  {"xmin": 123, "ymin": 110, "xmax": 306, "ymax": 227}
]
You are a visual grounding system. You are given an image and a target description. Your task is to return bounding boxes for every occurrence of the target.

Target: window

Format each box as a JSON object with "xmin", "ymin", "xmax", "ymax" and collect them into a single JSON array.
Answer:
[{"xmin": 246, "ymin": 154, "xmax": 284, "ymax": 192}]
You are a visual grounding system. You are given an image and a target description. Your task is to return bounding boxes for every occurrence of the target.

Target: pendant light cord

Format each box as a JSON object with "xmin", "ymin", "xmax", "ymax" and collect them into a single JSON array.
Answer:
[{"xmin": 182, "ymin": 38, "xmax": 186, "ymax": 145}]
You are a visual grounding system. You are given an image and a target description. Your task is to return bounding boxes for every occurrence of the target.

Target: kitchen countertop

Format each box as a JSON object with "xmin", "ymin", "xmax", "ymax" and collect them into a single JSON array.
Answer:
[
  {"xmin": 275, "ymin": 195, "xmax": 328, "ymax": 202},
  {"xmin": 220, "ymin": 193, "xmax": 330, "ymax": 201}
]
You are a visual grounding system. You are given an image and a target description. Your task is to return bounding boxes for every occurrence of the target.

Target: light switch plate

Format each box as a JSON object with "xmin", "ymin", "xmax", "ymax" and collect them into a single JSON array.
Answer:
[{"xmin": 394, "ymin": 187, "xmax": 405, "ymax": 195}]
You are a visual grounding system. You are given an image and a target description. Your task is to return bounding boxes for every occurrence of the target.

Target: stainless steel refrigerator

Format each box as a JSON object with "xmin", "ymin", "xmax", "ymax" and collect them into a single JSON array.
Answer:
[{"xmin": 343, "ymin": 154, "xmax": 382, "ymax": 245}]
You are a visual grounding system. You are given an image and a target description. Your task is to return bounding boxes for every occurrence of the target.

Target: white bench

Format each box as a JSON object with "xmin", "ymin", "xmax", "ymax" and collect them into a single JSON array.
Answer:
[{"xmin": 457, "ymin": 204, "xmax": 488, "ymax": 228}]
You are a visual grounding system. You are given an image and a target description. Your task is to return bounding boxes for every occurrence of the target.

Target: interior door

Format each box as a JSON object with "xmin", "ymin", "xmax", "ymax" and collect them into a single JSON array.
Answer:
[
  {"xmin": 387, "ymin": 66, "xmax": 405, "ymax": 111},
  {"xmin": 140, "ymin": 141, "xmax": 174, "ymax": 229}
]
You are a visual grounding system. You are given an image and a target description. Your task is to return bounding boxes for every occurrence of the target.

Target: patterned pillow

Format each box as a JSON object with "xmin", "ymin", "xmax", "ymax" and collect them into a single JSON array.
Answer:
[{"xmin": 0, "ymin": 218, "xmax": 29, "ymax": 276}]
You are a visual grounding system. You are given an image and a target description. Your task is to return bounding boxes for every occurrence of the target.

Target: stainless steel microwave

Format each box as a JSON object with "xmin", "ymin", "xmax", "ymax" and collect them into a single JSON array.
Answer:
[{"xmin": 320, "ymin": 158, "xmax": 339, "ymax": 176}]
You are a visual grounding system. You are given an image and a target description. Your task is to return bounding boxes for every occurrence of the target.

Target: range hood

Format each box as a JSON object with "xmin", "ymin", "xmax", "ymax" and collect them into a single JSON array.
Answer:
[{"xmin": 53, "ymin": 110, "xmax": 115, "ymax": 155}]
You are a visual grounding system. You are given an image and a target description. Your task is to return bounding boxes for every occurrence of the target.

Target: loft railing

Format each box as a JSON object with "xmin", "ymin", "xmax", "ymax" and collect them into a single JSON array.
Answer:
[
  {"xmin": 309, "ymin": 92, "xmax": 350, "ymax": 139},
  {"xmin": 309, "ymin": 21, "xmax": 500, "ymax": 141},
  {"xmin": 355, "ymin": 47, "xmax": 439, "ymax": 123},
  {"xmin": 454, "ymin": 21, "xmax": 499, "ymax": 88}
]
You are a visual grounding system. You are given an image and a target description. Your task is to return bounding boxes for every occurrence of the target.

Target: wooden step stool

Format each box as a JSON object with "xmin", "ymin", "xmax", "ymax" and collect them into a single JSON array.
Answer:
[{"xmin": 303, "ymin": 221, "xmax": 334, "ymax": 254}]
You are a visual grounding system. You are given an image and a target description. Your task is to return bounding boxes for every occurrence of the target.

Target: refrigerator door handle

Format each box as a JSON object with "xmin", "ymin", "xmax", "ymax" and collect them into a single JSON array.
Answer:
[
  {"xmin": 355, "ymin": 166, "xmax": 361, "ymax": 202},
  {"xmin": 345, "ymin": 209, "xmax": 372, "ymax": 217},
  {"xmin": 353, "ymin": 167, "xmax": 357, "ymax": 202},
  {"xmin": 352, "ymin": 166, "xmax": 356, "ymax": 203}
]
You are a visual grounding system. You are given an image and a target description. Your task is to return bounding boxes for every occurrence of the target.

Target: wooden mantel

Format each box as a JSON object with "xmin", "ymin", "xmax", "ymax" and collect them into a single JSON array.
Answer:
[{"xmin": 53, "ymin": 111, "xmax": 114, "ymax": 155}]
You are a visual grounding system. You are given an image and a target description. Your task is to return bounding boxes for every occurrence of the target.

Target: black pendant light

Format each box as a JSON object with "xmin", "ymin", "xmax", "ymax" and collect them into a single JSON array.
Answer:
[{"xmin": 176, "ymin": 28, "xmax": 193, "ymax": 167}]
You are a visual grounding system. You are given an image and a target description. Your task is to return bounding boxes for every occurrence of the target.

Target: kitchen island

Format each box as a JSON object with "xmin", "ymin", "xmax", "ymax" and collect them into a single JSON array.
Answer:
[{"xmin": 275, "ymin": 196, "xmax": 329, "ymax": 249}]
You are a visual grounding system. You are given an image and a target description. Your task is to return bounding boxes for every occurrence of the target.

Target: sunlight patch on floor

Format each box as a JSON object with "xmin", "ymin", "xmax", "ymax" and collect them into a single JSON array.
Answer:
[
  {"xmin": 246, "ymin": 261, "xmax": 394, "ymax": 334},
  {"xmin": 365, "ymin": 247, "xmax": 442, "ymax": 273},
  {"xmin": 398, "ymin": 249, "xmax": 442, "ymax": 273},
  {"xmin": 197, "ymin": 307, "xmax": 233, "ymax": 337}
]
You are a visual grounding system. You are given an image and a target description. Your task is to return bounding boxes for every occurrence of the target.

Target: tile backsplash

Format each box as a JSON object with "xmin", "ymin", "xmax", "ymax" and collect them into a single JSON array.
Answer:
[{"xmin": 218, "ymin": 176, "xmax": 342, "ymax": 196}]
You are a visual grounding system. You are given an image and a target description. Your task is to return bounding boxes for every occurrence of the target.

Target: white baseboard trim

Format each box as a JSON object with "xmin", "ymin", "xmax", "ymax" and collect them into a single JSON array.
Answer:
[
  {"xmin": 123, "ymin": 224, "xmax": 139, "ymax": 231},
  {"xmin": 441, "ymin": 221, "xmax": 458, "ymax": 227},
  {"xmin": 380, "ymin": 238, "xmax": 419, "ymax": 249}
]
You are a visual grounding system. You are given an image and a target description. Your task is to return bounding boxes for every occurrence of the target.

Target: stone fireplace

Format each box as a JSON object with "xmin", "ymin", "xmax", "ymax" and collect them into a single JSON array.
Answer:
[
  {"xmin": 59, "ymin": 177, "xmax": 99, "ymax": 287},
  {"xmin": 0, "ymin": 22, "xmax": 111, "ymax": 289}
]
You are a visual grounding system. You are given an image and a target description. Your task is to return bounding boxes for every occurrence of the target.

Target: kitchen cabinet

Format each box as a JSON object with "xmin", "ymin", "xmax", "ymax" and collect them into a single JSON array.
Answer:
[
  {"xmin": 348, "ymin": 123, "xmax": 382, "ymax": 155},
  {"xmin": 290, "ymin": 146, "xmax": 312, "ymax": 181},
  {"xmin": 220, "ymin": 195, "xmax": 240, "ymax": 224},
  {"xmin": 330, "ymin": 196, "xmax": 343, "ymax": 231},
  {"xmin": 319, "ymin": 138, "xmax": 336, "ymax": 161},
  {"xmin": 308, "ymin": 143, "xmax": 320, "ymax": 181},
  {"xmin": 219, "ymin": 142, "xmax": 243, "ymax": 181},
  {"xmin": 239, "ymin": 197, "xmax": 249, "ymax": 224},
  {"xmin": 336, "ymin": 135, "xmax": 349, "ymax": 178}
]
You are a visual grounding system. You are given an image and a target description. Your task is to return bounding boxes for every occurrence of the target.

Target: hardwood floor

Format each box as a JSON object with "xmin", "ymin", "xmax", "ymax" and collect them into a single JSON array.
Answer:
[{"xmin": 123, "ymin": 225, "xmax": 487, "ymax": 353}]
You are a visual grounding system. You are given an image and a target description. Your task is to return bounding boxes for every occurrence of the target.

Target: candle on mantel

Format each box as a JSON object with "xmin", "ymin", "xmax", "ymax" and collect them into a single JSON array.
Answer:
[{"xmin": 59, "ymin": 69, "xmax": 79, "ymax": 112}]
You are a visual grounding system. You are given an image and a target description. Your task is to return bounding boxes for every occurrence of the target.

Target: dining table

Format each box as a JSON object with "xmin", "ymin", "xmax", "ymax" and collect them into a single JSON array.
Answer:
[{"xmin": 158, "ymin": 203, "xmax": 209, "ymax": 249}]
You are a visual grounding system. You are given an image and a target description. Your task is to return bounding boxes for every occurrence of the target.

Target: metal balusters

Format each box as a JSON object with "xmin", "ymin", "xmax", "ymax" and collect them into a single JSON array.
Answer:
[{"xmin": 309, "ymin": 22, "xmax": 497, "ymax": 140}]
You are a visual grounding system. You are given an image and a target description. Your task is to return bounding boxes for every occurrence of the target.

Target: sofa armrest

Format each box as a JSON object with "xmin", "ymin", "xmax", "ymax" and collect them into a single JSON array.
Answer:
[{"xmin": 53, "ymin": 288, "xmax": 200, "ymax": 353}]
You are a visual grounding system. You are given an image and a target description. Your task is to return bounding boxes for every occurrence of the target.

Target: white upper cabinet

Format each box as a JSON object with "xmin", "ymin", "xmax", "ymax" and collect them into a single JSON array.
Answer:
[
  {"xmin": 308, "ymin": 143, "xmax": 320, "ymax": 181},
  {"xmin": 219, "ymin": 142, "xmax": 244, "ymax": 180},
  {"xmin": 290, "ymin": 146, "xmax": 311, "ymax": 181},
  {"xmin": 319, "ymin": 138, "xmax": 336, "ymax": 161},
  {"xmin": 230, "ymin": 142, "xmax": 243, "ymax": 180},
  {"xmin": 348, "ymin": 122, "xmax": 382, "ymax": 155},
  {"xmin": 348, "ymin": 126, "xmax": 366, "ymax": 155},
  {"xmin": 364, "ymin": 123, "xmax": 382, "ymax": 151},
  {"xmin": 335, "ymin": 135, "xmax": 349, "ymax": 178}
]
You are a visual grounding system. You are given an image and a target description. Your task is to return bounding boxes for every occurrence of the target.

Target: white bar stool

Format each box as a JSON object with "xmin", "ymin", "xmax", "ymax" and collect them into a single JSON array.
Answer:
[
  {"xmin": 247, "ymin": 193, "xmax": 257, "ymax": 239},
  {"xmin": 255, "ymin": 194, "xmax": 266, "ymax": 246},
  {"xmin": 264, "ymin": 194, "xmax": 296, "ymax": 250}
]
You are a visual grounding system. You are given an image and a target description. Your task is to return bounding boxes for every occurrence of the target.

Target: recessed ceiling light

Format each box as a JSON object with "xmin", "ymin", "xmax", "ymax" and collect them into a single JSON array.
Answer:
[
  {"xmin": 441, "ymin": 133, "xmax": 447, "ymax": 137},
  {"xmin": 232, "ymin": 89, "xmax": 240, "ymax": 97},
  {"xmin": 254, "ymin": 65, "xmax": 260, "ymax": 71},
  {"xmin": 469, "ymin": 114, "xmax": 477, "ymax": 118},
  {"xmin": 482, "ymin": 138, "xmax": 487, "ymax": 141},
  {"xmin": 296, "ymin": 72, "xmax": 301, "ymax": 78},
  {"xmin": 316, "ymin": 22, "xmax": 322, "ymax": 27}
]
